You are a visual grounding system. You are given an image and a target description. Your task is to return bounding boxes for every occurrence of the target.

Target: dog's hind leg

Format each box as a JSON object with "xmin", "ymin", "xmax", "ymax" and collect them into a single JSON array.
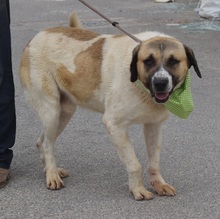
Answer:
[
  {"xmin": 56, "ymin": 94, "xmax": 77, "ymax": 139},
  {"xmin": 35, "ymin": 95, "xmax": 64, "ymax": 189},
  {"xmin": 20, "ymin": 44, "xmax": 74, "ymax": 189},
  {"xmin": 36, "ymin": 94, "xmax": 76, "ymax": 188},
  {"xmin": 103, "ymin": 115, "xmax": 153, "ymax": 200},
  {"xmin": 144, "ymin": 123, "xmax": 176, "ymax": 196}
]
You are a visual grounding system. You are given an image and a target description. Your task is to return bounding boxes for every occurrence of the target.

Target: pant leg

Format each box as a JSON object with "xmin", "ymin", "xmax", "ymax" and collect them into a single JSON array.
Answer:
[{"xmin": 0, "ymin": 0, "xmax": 16, "ymax": 169}]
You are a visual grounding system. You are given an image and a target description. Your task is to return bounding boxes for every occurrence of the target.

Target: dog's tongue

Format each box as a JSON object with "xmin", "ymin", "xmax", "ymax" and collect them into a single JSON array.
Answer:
[{"xmin": 155, "ymin": 93, "xmax": 169, "ymax": 100}]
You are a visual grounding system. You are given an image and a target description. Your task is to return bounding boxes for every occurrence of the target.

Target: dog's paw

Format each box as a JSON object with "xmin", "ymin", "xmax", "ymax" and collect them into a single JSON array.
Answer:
[
  {"xmin": 151, "ymin": 181, "xmax": 176, "ymax": 196},
  {"xmin": 57, "ymin": 168, "xmax": 69, "ymax": 178},
  {"xmin": 130, "ymin": 186, "xmax": 154, "ymax": 201},
  {"xmin": 46, "ymin": 170, "xmax": 65, "ymax": 190}
]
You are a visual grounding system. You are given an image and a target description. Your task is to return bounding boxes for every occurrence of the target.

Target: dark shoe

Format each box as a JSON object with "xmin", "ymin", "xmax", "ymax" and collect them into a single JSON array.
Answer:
[{"xmin": 0, "ymin": 168, "xmax": 10, "ymax": 188}]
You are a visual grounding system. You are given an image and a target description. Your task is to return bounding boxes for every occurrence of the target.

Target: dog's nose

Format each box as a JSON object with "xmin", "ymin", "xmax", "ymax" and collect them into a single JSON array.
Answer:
[{"xmin": 153, "ymin": 77, "xmax": 169, "ymax": 91}]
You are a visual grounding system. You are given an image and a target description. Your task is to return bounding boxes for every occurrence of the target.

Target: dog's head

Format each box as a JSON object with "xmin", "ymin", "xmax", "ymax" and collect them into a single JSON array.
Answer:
[{"xmin": 130, "ymin": 36, "xmax": 201, "ymax": 103}]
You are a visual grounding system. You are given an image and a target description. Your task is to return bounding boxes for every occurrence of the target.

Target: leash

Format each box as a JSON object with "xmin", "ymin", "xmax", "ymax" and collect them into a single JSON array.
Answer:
[{"xmin": 78, "ymin": 0, "xmax": 142, "ymax": 43}]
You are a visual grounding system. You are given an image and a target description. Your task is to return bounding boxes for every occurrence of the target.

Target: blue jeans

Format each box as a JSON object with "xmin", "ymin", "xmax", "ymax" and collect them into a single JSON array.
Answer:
[{"xmin": 0, "ymin": 0, "xmax": 16, "ymax": 169}]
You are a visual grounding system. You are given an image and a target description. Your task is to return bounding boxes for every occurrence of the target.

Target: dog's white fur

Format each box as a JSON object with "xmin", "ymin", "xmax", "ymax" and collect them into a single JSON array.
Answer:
[{"xmin": 19, "ymin": 13, "xmax": 201, "ymax": 200}]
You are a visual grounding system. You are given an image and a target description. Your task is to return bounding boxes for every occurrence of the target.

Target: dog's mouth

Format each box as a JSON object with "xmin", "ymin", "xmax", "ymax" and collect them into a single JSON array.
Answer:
[{"xmin": 154, "ymin": 92, "xmax": 170, "ymax": 103}]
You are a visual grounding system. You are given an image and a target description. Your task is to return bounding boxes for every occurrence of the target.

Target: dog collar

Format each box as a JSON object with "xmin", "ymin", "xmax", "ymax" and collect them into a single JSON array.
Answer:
[{"xmin": 134, "ymin": 71, "xmax": 194, "ymax": 119}]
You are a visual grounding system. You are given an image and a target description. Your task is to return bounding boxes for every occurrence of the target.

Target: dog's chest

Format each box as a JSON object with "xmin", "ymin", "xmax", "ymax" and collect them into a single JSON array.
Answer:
[{"xmin": 124, "ymin": 97, "xmax": 169, "ymax": 124}]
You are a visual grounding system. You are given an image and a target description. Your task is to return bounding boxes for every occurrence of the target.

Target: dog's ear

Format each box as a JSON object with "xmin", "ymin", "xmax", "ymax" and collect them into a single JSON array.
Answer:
[
  {"xmin": 130, "ymin": 45, "xmax": 141, "ymax": 82},
  {"xmin": 184, "ymin": 45, "xmax": 202, "ymax": 78}
]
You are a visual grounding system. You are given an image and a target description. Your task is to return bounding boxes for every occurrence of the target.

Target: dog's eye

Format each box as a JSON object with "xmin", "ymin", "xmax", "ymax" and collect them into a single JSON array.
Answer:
[
  {"xmin": 168, "ymin": 58, "xmax": 180, "ymax": 66},
  {"xmin": 144, "ymin": 56, "xmax": 155, "ymax": 67}
]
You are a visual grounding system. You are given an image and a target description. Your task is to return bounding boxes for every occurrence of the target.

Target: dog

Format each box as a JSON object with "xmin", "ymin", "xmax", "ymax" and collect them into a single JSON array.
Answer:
[{"xmin": 19, "ymin": 13, "xmax": 201, "ymax": 200}]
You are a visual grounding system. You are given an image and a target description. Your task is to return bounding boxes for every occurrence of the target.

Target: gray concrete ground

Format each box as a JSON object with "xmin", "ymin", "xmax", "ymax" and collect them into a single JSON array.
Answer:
[{"xmin": 1, "ymin": 0, "xmax": 220, "ymax": 218}]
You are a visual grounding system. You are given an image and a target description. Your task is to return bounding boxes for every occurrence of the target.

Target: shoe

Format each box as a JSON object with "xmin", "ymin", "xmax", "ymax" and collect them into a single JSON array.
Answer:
[
  {"xmin": 155, "ymin": 0, "xmax": 174, "ymax": 2},
  {"xmin": 0, "ymin": 168, "xmax": 10, "ymax": 188}
]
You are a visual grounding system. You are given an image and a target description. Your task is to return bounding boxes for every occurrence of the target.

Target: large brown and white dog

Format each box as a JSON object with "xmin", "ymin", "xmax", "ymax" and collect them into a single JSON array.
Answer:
[{"xmin": 19, "ymin": 13, "xmax": 201, "ymax": 200}]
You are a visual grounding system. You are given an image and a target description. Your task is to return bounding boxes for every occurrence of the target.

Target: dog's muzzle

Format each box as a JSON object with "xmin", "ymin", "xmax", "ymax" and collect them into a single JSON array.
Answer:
[{"xmin": 152, "ymin": 68, "xmax": 173, "ymax": 103}]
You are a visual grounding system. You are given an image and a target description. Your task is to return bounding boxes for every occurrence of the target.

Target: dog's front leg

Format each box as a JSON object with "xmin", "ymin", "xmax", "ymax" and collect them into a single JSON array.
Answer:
[
  {"xmin": 144, "ymin": 124, "xmax": 176, "ymax": 196},
  {"xmin": 103, "ymin": 116, "xmax": 153, "ymax": 200}
]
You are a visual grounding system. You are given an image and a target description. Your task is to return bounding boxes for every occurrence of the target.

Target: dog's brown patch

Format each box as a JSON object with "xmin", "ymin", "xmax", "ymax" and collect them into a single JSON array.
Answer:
[
  {"xmin": 56, "ymin": 38, "xmax": 105, "ymax": 102},
  {"xmin": 19, "ymin": 46, "xmax": 31, "ymax": 88},
  {"xmin": 46, "ymin": 27, "xmax": 99, "ymax": 41}
]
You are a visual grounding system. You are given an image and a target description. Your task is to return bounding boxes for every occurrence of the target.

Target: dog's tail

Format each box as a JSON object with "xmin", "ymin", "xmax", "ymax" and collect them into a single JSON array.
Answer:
[{"xmin": 69, "ymin": 12, "xmax": 83, "ymax": 28}]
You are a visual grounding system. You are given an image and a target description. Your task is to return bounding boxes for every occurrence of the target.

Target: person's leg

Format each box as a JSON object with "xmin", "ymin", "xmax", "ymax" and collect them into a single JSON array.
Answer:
[{"xmin": 0, "ymin": 0, "xmax": 16, "ymax": 188}]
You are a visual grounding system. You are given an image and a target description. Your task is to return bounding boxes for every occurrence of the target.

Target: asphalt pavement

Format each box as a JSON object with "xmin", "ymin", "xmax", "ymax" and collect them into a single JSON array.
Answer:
[{"xmin": 1, "ymin": 0, "xmax": 220, "ymax": 218}]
